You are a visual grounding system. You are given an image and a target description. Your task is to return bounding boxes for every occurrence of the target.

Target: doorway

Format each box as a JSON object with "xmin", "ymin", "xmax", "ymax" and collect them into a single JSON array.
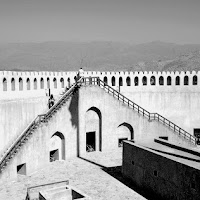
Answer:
[
  {"xmin": 86, "ymin": 132, "xmax": 96, "ymax": 152},
  {"xmin": 50, "ymin": 149, "xmax": 59, "ymax": 162}
]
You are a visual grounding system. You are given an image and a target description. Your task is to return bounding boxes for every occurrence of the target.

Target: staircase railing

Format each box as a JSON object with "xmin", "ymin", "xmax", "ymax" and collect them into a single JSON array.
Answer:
[
  {"xmin": 82, "ymin": 77, "xmax": 196, "ymax": 145},
  {"xmin": 0, "ymin": 78, "xmax": 83, "ymax": 172}
]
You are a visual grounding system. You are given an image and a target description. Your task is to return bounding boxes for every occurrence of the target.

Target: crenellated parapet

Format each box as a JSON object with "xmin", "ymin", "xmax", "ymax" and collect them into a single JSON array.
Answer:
[{"xmin": 0, "ymin": 70, "xmax": 200, "ymax": 99}]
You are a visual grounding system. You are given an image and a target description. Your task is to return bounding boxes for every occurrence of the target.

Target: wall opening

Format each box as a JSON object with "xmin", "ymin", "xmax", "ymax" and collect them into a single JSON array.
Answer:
[
  {"xmin": 50, "ymin": 149, "xmax": 59, "ymax": 162},
  {"xmin": 19, "ymin": 77, "xmax": 23, "ymax": 91},
  {"xmin": 117, "ymin": 123, "xmax": 134, "ymax": 148},
  {"xmin": 150, "ymin": 76, "xmax": 156, "ymax": 85},
  {"xmin": 159, "ymin": 76, "xmax": 164, "ymax": 85},
  {"xmin": 118, "ymin": 138, "xmax": 128, "ymax": 147},
  {"xmin": 11, "ymin": 78, "xmax": 15, "ymax": 91},
  {"xmin": 3, "ymin": 78, "xmax": 7, "ymax": 91},
  {"xmin": 153, "ymin": 170, "xmax": 158, "ymax": 177},
  {"xmin": 142, "ymin": 76, "xmax": 147, "ymax": 85},
  {"xmin": 111, "ymin": 76, "xmax": 115, "ymax": 86},
  {"xmin": 184, "ymin": 76, "xmax": 189, "ymax": 85},
  {"xmin": 67, "ymin": 77, "xmax": 70, "ymax": 88},
  {"xmin": 50, "ymin": 132, "xmax": 65, "ymax": 160},
  {"xmin": 34, "ymin": 78, "xmax": 37, "ymax": 89},
  {"xmin": 134, "ymin": 77, "xmax": 138, "ymax": 86},
  {"xmin": 119, "ymin": 77, "xmax": 123, "ymax": 86},
  {"xmin": 60, "ymin": 78, "xmax": 64, "ymax": 88},
  {"xmin": 40, "ymin": 78, "xmax": 44, "ymax": 89},
  {"xmin": 47, "ymin": 77, "xmax": 50, "ymax": 89},
  {"xmin": 103, "ymin": 76, "xmax": 108, "ymax": 85},
  {"xmin": 86, "ymin": 107, "xmax": 102, "ymax": 151},
  {"xmin": 53, "ymin": 77, "xmax": 57, "ymax": 88},
  {"xmin": 126, "ymin": 76, "xmax": 131, "ymax": 86},
  {"xmin": 27, "ymin": 78, "xmax": 30, "ymax": 90},
  {"xmin": 17, "ymin": 163, "xmax": 26, "ymax": 175},
  {"xmin": 86, "ymin": 131, "xmax": 96, "ymax": 152},
  {"xmin": 167, "ymin": 76, "xmax": 171, "ymax": 85},
  {"xmin": 193, "ymin": 75, "xmax": 198, "ymax": 85},
  {"xmin": 175, "ymin": 76, "xmax": 180, "ymax": 85},
  {"xmin": 159, "ymin": 136, "xmax": 168, "ymax": 141}
]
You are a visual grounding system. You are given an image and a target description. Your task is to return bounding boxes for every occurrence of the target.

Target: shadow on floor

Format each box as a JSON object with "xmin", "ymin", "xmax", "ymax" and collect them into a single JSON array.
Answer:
[
  {"xmin": 79, "ymin": 156, "xmax": 162, "ymax": 200},
  {"xmin": 102, "ymin": 166, "xmax": 163, "ymax": 200}
]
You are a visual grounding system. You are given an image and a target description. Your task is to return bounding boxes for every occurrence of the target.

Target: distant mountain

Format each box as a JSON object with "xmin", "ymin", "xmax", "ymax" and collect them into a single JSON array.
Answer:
[{"xmin": 0, "ymin": 41, "xmax": 200, "ymax": 71}]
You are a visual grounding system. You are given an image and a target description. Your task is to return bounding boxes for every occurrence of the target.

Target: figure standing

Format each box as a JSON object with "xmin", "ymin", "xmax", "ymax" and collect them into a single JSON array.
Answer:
[{"xmin": 48, "ymin": 94, "xmax": 55, "ymax": 109}]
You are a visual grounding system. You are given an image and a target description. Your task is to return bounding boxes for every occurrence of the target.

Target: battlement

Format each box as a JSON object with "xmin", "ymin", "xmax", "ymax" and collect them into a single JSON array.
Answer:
[{"xmin": 0, "ymin": 70, "xmax": 200, "ymax": 100}]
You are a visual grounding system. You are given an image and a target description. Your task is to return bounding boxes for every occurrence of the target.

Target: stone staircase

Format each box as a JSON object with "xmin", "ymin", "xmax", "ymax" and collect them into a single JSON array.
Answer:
[{"xmin": 0, "ymin": 76, "xmax": 197, "ymax": 173}]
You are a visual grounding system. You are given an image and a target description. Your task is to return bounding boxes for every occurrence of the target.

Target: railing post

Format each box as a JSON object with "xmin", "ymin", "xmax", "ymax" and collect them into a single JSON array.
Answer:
[
  {"xmin": 118, "ymin": 92, "xmax": 119, "ymax": 100},
  {"xmin": 97, "ymin": 78, "xmax": 100, "ymax": 86}
]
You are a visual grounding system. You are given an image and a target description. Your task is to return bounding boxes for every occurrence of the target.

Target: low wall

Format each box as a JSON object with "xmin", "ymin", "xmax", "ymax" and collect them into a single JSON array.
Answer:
[{"xmin": 122, "ymin": 141, "xmax": 200, "ymax": 200}]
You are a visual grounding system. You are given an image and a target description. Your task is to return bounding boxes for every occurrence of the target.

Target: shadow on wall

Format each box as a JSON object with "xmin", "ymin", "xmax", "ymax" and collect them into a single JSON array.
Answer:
[
  {"xmin": 102, "ymin": 166, "xmax": 159, "ymax": 200},
  {"xmin": 68, "ymin": 86, "xmax": 80, "ymax": 156}
]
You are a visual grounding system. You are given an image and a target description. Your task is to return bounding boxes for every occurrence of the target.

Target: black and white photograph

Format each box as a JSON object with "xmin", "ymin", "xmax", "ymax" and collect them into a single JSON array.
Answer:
[{"xmin": 0, "ymin": 0, "xmax": 200, "ymax": 199}]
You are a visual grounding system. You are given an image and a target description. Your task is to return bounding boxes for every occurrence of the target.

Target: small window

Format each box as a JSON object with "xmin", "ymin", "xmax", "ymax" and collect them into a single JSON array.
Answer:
[
  {"xmin": 119, "ymin": 77, "xmax": 123, "ymax": 86},
  {"xmin": 118, "ymin": 138, "xmax": 128, "ymax": 147},
  {"xmin": 175, "ymin": 76, "xmax": 180, "ymax": 85},
  {"xmin": 3, "ymin": 78, "xmax": 7, "ymax": 91},
  {"xmin": 142, "ymin": 76, "xmax": 147, "ymax": 86},
  {"xmin": 34, "ymin": 78, "xmax": 37, "ymax": 90},
  {"xmin": 184, "ymin": 76, "xmax": 189, "ymax": 85},
  {"xmin": 60, "ymin": 78, "xmax": 64, "ymax": 88},
  {"xmin": 159, "ymin": 76, "xmax": 164, "ymax": 85},
  {"xmin": 111, "ymin": 76, "xmax": 115, "ymax": 86},
  {"xmin": 193, "ymin": 75, "xmax": 198, "ymax": 85},
  {"xmin": 53, "ymin": 77, "xmax": 57, "ymax": 88},
  {"xmin": 126, "ymin": 77, "xmax": 131, "ymax": 86},
  {"xmin": 103, "ymin": 76, "xmax": 108, "ymax": 85},
  {"xmin": 134, "ymin": 77, "xmax": 139, "ymax": 86},
  {"xmin": 153, "ymin": 170, "xmax": 158, "ymax": 177},
  {"xmin": 150, "ymin": 76, "xmax": 156, "ymax": 85},
  {"xmin": 17, "ymin": 163, "xmax": 26, "ymax": 175},
  {"xmin": 191, "ymin": 182, "xmax": 196, "ymax": 190},
  {"xmin": 167, "ymin": 76, "xmax": 171, "ymax": 85},
  {"xmin": 40, "ymin": 78, "xmax": 44, "ymax": 89}
]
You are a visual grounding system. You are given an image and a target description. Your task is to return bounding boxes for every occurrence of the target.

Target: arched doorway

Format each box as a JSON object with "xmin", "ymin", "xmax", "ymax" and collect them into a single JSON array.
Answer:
[
  {"xmin": 117, "ymin": 122, "xmax": 134, "ymax": 147},
  {"xmin": 49, "ymin": 132, "xmax": 65, "ymax": 161},
  {"xmin": 85, "ymin": 107, "xmax": 102, "ymax": 152}
]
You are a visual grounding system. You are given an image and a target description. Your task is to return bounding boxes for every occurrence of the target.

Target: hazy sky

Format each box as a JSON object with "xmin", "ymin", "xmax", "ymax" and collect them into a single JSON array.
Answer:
[{"xmin": 0, "ymin": 0, "xmax": 200, "ymax": 44}]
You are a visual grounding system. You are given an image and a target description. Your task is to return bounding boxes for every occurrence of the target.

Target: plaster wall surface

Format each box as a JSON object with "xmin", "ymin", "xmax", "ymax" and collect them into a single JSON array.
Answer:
[
  {"xmin": 0, "ymin": 96, "xmax": 49, "ymax": 152},
  {"xmin": 122, "ymin": 141, "xmax": 200, "ymax": 200},
  {"xmin": 0, "ymin": 84, "xmax": 195, "ymax": 181},
  {"xmin": 0, "ymin": 94, "xmax": 79, "ymax": 181}
]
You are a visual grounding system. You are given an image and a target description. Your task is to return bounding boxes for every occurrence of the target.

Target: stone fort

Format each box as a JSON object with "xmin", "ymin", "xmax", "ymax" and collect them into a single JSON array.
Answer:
[{"xmin": 0, "ymin": 69, "xmax": 200, "ymax": 199}]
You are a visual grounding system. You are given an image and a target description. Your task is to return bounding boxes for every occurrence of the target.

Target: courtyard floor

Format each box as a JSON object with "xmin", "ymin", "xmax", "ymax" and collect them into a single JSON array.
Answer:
[{"xmin": 0, "ymin": 149, "xmax": 149, "ymax": 200}]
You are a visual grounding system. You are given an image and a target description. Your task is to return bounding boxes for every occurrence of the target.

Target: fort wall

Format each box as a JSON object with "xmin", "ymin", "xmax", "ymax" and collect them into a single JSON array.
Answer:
[
  {"xmin": 0, "ymin": 70, "xmax": 200, "ymax": 152},
  {"xmin": 122, "ymin": 141, "xmax": 200, "ymax": 200}
]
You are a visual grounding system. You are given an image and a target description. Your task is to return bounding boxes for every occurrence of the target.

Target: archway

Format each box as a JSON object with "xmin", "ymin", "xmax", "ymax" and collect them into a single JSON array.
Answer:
[
  {"xmin": 50, "ymin": 132, "xmax": 65, "ymax": 161},
  {"xmin": 117, "ymin": 122, "xmax": 134, "ymax": 147},
  {"xmin": 85, "ymin": 107, "xmax": 102, "ymax": 152}
]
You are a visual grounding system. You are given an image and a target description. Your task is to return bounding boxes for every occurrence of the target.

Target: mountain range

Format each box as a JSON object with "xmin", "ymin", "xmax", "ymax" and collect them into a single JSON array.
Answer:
[{"xmin": 0, "ymin": 41, "xmax": 200, "ymax": 72}]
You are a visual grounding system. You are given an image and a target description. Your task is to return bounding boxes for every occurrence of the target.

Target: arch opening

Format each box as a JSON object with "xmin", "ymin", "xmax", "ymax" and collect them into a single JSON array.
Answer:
[
  {"xmin": 193, "ymin": 75, "xmax": 198, "ymax": 85},
  {"xmin": 176, "ymin": 76, "xmax": 180, "ymax": 85},
  {"xmin": 117, "ymin": 122, "xmax": 134, "ymax": 147},
  {"xmin": 3, "ymin": 78, "xmax": 7, "ymax": 91},
  {"xmin": 184, "ymin": 76, "xmax": 189, "ymax": 85},
  {"xmin": 26, "ymin": 78, "xmax": 30, "ymax": 90},
  {"xmin": 40, "ymin": 78, "xmax": 44, "ymax": 89},
  {"xmin": 126, "ymin": 76, "xmax": 131, "ymax": 86},
  {"xmin": 50, "ymin": 132, "xmax": 65, "ymax": 161},
  {"xmin": 111, "ymin": 76, "xmax": 115, "ymax": 86},
  {"xmin": 134, "ymin": 77, "xmax": 139, "ymax": 86},
  {"xmin": 11, "ymin": 78, "xmax": 15, "ymax": 91},
  {"xmin": 142, "ymin": 76, "xmax": 147, "ymax": 86},
  {"xmin": 60, "ymin": 78, "xmax": 64, "ymax": 88},
  {"xmin": 150, "ymin": 76, "xmax": 156, "ymax": 85},
  {"xmin": 34, "ymin": 78, "xmax": 37, "ymax": 90},
  {"xmin": 19, "ymin": 77, "xmax": 23, "ymax": 91},
  {"xmin": 167, "ymin": 76, "xmax": 171, "ymax": 85},
  {"xmin": 85, "ymin": 107, "xmax": 102, "ymax": 152},
  {"xmin": 159, "ymin": 76, "xmax": 164, "ymax": 85}
]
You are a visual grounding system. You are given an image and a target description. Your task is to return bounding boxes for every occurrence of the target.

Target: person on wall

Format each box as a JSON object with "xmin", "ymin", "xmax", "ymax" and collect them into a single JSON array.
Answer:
[
  {"xmin": 48, "ymin": 94, "xmax": 55, "ymax": 109},
  {"xmin": 76, "ymin": 68, "xmax": 84, "ymax": 81}
]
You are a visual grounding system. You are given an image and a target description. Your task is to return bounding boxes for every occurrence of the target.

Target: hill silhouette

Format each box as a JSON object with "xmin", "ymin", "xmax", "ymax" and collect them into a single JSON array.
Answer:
[{"xmin": 1, "ymin": 41, "xmax": 200, "ymax": 71}]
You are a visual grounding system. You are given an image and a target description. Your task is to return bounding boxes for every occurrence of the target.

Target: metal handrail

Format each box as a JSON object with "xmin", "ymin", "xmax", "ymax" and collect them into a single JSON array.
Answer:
[
  {"xmin": 83, "ymin": 77, "xmax": 196, "ymax": 145},
  {"xmin": 0, "ymin": 78, "xmax": 83, "ymax": 170}
]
